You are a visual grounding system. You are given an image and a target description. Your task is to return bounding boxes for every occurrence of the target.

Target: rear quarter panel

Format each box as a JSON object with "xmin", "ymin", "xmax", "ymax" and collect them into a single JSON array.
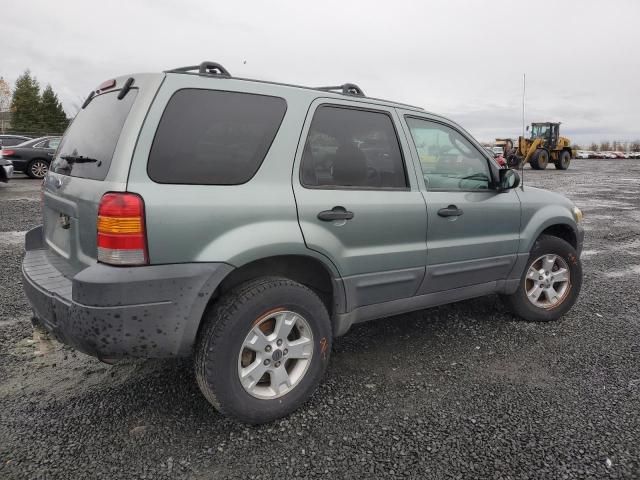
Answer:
[{"xmin": 126, "ymin": 75, "xmax": 339, "ymax": 273}]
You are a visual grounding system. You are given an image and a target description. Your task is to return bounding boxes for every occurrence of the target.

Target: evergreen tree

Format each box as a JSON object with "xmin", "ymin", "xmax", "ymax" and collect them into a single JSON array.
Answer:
[
  {"xmin": 10, "ymin": 70, "xmax": 41, "ymax": 133},
  {"xmin": 39, "ymin": 84, "xmax": 68, "ymax": 133}
]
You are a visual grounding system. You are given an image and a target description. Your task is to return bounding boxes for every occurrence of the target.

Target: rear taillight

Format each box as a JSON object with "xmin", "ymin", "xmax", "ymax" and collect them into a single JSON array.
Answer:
[
  {"xmin": 1, "ymin": 149, "xmax": 15, "ymax": 157},
  {"xmin": 97, "ymin": 192, "xmax": 148, "ymax": 266}
]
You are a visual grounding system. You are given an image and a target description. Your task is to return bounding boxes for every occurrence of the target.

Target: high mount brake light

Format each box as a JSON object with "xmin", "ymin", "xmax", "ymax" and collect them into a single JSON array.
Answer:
[
  {"xmin": 97, "ymin": 193, "xmax": 148, "ymax": 266},
  {"xmin": 96, "ymin": 79, "xmax": 116, "ymax": 92}
]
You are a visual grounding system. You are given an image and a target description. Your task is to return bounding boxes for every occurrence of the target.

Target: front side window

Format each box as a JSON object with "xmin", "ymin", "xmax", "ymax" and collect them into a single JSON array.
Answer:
[
  {"xmin": 148, "ymin": 89, "xmax": 287, "ymax": 185},
  {"xmin": 405, "ymin": 117, "xmax": 491, "ymax": 191},
  {"xmin": 301, "ymin": 105, "xmax": 407, "ymax": 189}
]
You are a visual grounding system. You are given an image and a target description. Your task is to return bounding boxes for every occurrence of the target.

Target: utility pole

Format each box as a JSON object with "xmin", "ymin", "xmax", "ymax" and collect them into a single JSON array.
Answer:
[{"xmin": 522, "ymin": 73, "xmax": 526, "ymax": 139}]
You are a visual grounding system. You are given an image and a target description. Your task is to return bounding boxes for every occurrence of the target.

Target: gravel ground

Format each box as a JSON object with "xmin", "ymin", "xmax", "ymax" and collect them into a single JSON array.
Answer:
[{"xmin": 1, "ymin": 162, "xmax": 639, "ymax": 479}]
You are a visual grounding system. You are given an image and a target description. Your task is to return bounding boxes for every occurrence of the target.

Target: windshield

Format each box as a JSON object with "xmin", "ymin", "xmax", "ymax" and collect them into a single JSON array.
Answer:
[
  {"xmin": 51, "ymin": 90, "xmax": 137, "ymax": 180},
  {"xmin": 531, "ymin": 124, "xmax": 550, "ymax": 138}
]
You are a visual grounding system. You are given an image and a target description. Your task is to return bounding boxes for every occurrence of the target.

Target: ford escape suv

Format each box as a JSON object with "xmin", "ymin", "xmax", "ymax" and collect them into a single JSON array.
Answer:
[{"xmin": 22, "ymin": 62, "xmax": 584, "ymax": 423}]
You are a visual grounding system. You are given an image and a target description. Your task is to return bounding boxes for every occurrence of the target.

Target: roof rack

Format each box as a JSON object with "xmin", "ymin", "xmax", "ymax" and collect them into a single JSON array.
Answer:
[
  {"xmin": 165, "ymin": 61, "xmax": 231, "ymax": 77},
  {"xmin": 163, "ymin": 62, "xmax": 424, "ymax": 109},
  {"xmin": 316, "ymin": 83, "xmax": 365, "ymax": 97}
]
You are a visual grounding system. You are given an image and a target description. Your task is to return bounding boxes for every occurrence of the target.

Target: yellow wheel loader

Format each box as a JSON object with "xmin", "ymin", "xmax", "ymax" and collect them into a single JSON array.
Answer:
[{"xmin": 498, "ymin": 122, "xmax": 575, "ymax": 170}]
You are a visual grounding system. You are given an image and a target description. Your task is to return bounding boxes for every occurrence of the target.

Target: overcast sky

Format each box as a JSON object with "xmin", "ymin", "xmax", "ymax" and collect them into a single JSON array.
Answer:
[{"xmin": 3, "ymin": 0, "xmax": 639, "ymax": 145}]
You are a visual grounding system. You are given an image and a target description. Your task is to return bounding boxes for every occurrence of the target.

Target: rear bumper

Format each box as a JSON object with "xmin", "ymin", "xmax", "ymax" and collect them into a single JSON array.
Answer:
[
  {"xmin": 1, "ymin": 164, "xmax": 12, "ymax": 182},
  {"xmin": 22, "ymin": 226, "xmax": 233, "ymax": 359}
]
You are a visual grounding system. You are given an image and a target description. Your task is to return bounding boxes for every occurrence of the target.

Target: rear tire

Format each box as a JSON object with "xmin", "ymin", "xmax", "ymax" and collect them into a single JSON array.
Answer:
[
  {"xmin": 502, "ymin": 235, "xmax": 582, "ymax": 322},
  {"xmin": 194, "ymin": 277, "xmax": 332, "ymax": 424},
  {"xmin": 530, "ymin": 149, "xmax": 549, "ymax": 170},
  {"xmin": 554, "ymin": 150, "xmax": 571, "ymax": 170},
  {"xmin": 26, "ymin": 159, "xmax": 49, "ymax": 179}
]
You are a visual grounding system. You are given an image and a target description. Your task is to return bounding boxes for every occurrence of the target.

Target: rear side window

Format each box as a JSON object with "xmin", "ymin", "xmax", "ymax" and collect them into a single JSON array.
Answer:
[
  {"xmin": 51, "ymin": 91, "xmax": 138, "ymax": 180},
  {"xmin": 148, "ymin": 89, "xmax": 287, "ymax": 185},
  {"xmin": 301, "ymin": 105, "xmax": 407, "ymax": 189}
]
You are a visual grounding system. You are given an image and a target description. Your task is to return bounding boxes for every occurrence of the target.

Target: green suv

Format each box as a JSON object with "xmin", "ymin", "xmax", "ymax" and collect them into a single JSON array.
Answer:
[{"xmin": 22, "ymin": 62, "xmax": 584, "ymax": 423}]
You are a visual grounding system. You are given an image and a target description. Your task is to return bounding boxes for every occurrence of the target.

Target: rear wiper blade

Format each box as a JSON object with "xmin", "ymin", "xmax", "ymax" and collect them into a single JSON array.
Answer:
[{"xmin": 60, "ymin": 155, "xmax": 98, "ymax": 164}]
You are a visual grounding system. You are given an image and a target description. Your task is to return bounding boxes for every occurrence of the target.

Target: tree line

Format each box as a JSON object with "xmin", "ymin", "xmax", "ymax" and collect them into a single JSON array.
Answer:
[{"xmin": 0, "ymin": 71, "xmax": 69, "ymax": 135}]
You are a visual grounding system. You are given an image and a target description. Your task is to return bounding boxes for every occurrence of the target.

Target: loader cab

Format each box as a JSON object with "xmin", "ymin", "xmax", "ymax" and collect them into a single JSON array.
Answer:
[{"xmin": 530, "ymin": 122, "xmax": 560, "ymax": 149}]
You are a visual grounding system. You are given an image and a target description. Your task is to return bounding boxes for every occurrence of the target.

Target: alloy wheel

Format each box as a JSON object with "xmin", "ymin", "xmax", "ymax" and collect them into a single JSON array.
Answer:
[
  {"xmin": 525, "ymin": 254, "xmax": 571, "ymax": 308},
  {"xmin": 31, "ymin": 161, "xmax": 48, "ymax": 178},
  {"xmin": 238, "ymin": 310, "xmax": 314, "ymax": 399}
]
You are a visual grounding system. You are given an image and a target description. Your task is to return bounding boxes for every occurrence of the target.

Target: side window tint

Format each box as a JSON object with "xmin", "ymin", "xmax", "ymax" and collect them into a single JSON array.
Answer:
[
  {"xmin": 48, "ymin": 138, "xmax": 61, "ymax": 149},
  {"xmin": 148, "ymin": 89, "xmax": 287, "ymax": 185},
  {"xmin": 405, "ymin": 117, "xmax": 490, "ymax": 191},
  {"xmin": 301, "ymin": 106, "xmax": 407, "ymax": 189}
]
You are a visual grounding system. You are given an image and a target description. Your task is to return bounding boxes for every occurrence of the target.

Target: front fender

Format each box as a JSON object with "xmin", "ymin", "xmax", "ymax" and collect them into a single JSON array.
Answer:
[{"xmin": 519, "ymin": 204, "xmax": 579, "ymax": 253}]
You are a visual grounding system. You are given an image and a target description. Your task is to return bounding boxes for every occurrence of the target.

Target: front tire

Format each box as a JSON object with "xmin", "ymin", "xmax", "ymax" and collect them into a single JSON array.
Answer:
[
  {"xmin": 27, "ymin": 159, "xmax": 49, "ymax": 179},
  {"xmin": 530, "ymin": 149, "xmax": 549, "ymax": 170},
  {"xmin": 195, "ymin": 277, "xmax": 332, "ymax": 424},
  {"xmin": 502, "ymin": 235, "xmax": 582, "ymax": 322}
]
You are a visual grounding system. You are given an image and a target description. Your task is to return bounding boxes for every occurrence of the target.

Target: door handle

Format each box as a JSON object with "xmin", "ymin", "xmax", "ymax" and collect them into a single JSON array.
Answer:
[
  {"xmin": 437, "ymin": 205, "xmax": 464, "ymax": 217},
  {"xmin": 317, "ymin": 206, "xmax": 354, "ymax": 221}
]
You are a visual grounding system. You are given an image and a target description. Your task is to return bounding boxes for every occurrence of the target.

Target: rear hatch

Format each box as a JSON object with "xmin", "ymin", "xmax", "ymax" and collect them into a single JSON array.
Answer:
[{"xmin": 42, "ymin": 74, "xmax": 164, "ymax": 275}]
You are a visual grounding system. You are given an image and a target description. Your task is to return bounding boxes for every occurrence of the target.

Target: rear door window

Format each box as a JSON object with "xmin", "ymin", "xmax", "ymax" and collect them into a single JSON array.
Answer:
[
  {"xmin": 147, "ymin": 89, "xmax": 287, "ymax": 185},
  {"xmin": 301, "ymin": 105, "xmax": 407, "ymax": 189},
  {"xmin": 51, "ymin": 90, "xmax": 138, "ymax": 180}
]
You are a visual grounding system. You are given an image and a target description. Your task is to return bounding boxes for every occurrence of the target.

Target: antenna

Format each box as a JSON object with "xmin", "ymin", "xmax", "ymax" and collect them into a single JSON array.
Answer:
[{"xmin": 520, "ymin": 73, "xmax": 526, "ymax": 190}]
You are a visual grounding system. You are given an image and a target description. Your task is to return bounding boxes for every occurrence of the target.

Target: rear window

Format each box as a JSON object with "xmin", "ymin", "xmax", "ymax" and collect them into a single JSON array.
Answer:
[
  {"xmin": 51, "ymin": 90, "xmax": 137, "ymax": 180},
  {"xmin": 147, "ymin": 89, "xmax": 287, "ymax": 185}
]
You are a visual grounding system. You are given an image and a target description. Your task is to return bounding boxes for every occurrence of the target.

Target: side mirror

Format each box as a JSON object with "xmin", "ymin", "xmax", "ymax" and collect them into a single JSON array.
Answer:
[
  {"xmin": 526, "ymin": 125, "xmax": 530, "ymax": 132},
  {"xmin": 498, "ymin": 168, "xmax": 520, "ymax": 191}
]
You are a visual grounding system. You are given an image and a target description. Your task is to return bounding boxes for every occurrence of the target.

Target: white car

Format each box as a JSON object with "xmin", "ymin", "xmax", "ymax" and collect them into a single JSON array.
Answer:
[{"xmin": 576, "ymin": 151, "xmax": 589, "ymax": 159}]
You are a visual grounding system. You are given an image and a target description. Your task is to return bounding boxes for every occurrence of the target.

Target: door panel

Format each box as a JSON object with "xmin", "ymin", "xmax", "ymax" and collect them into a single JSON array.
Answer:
[
  {"xmin": 400, "ymin": 113, "xmax": 522, "ymax": 293},
  {"xmin": 419, "ymin": 189, "xmax": 521, "ymax": 293},
  {"xmin": 293, "ymin": 101, "xmax": 427, "ymax": 309}
]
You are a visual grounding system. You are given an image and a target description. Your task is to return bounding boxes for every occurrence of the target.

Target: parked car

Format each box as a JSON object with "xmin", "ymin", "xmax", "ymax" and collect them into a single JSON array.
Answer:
[
  {"xmin": 491, "ymin": 146, "xmax": 504, "ymax": 157},
  {"xmin": 0, "ymin": 136, "xmax": 61, "ymax": 178},
  {"xmin": 22, "ymin": 62, "xmax": 584, "ymax": 424},
  {"xmin": 0, "ymin": 134, "xmax": 32, "ymax": 147},
  {"xmin": 576, "ymin": 150, "xmax": 589, "ymax": 159}
]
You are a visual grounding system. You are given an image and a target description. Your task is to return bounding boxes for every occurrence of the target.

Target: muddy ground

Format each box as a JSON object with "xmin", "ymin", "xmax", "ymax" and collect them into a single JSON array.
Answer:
[{"xmin": 1, "ymin": 161, "xmax": 639, "ymax": 479}]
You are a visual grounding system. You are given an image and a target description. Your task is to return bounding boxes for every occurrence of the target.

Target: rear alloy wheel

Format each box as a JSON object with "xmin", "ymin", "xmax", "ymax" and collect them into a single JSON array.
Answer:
[
  {"xmin": 554, "ymin": 150, "xmax": 571, "ymax": 170},
  {"xmin": 27, "ymin": 159, "xmax": 49, "ymax": 179},
  {"xmin": 502, "ymin": 235, "xmax": 582, "ymax": 322},
  {"xmin": 530, "ymin": 149, "xmax": 549, "ymax": 170},
  {"xmin": 195, "ymin": 277, "xmax": 332, "ymax": 424}
]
